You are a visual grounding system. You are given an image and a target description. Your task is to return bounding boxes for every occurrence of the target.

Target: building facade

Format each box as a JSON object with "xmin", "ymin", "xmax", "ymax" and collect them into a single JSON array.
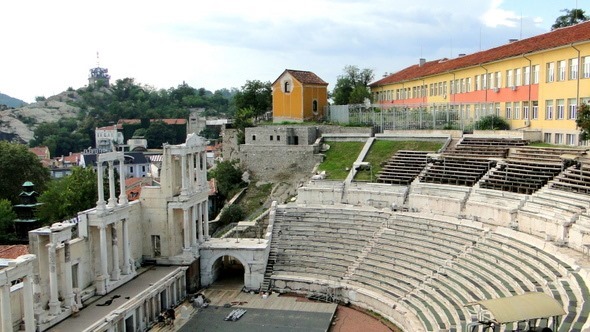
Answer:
[
  {"xmin": 272, "ymin": 69, "xmax": 329, "ymax": 123},
  {"xmin": 369, "ymin": 21, "xmax": 590, "ymax": 146}
]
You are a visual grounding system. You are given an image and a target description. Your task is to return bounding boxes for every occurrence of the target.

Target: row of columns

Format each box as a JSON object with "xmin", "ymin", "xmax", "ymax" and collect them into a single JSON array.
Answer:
[
  {"xmin": 180, "ymin": 151, "xmax": 207, "ymax": 197},
  {"xmin": 139, "ymin": 273, "xmax": 187, "ymax": 330},
  {"xmin": 182, "ymin": 200, "xmax": 210, "ymax": 251},
  {"xmin": 0, "ymin": 257, "xmax": 35, "ymax": 332},
  {"xmin": 98, "ymin": 219, "xmax": 133, "ymax": 292},
  {"xmin": 97, "ymin": 154, "xmax": 128, "ymax": 211}
]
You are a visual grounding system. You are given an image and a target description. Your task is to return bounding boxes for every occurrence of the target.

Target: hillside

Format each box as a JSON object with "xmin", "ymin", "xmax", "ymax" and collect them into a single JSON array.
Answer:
[
  {"xmin": 0, "ymin": 91, "xmax": 81, "ymax": 143},
  {"xmin": 0, "ymin": 92, "xmax": 27, "ymax": 108}
]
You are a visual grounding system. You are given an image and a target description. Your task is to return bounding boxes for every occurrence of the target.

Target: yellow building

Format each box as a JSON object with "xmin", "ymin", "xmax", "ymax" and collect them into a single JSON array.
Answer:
[
  {"xmin": 369, "ymin": 21, "xmax": 590, "ymax": 145},
  {"xmin": 272, "ymin": 69, "xmax": 329, "ymax": 123}
]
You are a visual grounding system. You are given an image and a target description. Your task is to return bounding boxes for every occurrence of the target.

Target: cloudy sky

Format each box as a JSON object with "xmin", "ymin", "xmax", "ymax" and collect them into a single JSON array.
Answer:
[{"xmin": 1, "ymin": 0, "xmax": 585, "ymax": 102}]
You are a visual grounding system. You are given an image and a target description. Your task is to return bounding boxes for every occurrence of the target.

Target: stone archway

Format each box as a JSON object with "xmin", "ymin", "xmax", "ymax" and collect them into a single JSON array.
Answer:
[{"xmin": 210, "ymin": 255, "xmax": 246, "ymax": 287}]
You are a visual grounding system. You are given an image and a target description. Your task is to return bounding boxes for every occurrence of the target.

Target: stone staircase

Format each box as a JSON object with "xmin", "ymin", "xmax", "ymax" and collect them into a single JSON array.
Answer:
[
  {"xmin": 260, "ymin": 223, "xmax": 281, "ymax": 292},
  {"xmin": 343, "ymin": 226, "xmax": 387, "ymax": 280}
]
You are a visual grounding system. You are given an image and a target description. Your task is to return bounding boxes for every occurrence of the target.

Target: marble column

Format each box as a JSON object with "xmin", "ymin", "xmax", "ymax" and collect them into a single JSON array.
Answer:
[
  {"xmin": 0, "ymin": 284, "xmax": 12, "ymax": 332},
  {"xmin": 97, "ymin": 225, "xmax": 109, "ymax": 294},
  {"xmin": 182, "ymin": 208, "xmax": 190, "ymax": 251},
  {"xmin": 180, "ymin": 154, "xmax": 188, "ymax": 195},
  {"xmin": 22, "ymin": 276, "xmax": 35, "ymax": 332},
  {"xmin": 96, "ymin": 162, "xmax": 106, "ymax": 211},
  {"xmin": 197, "ymin": 203, "xmax": 203, "ymax": 243},
  {"xmin": 190, "ymin": 206, "xmax": 197, "ymax": 247},
  {"xmin": 118, "ymin": 158, "xmax": 128, "ymax": 205},
  {"xmin": 204, "ymin": 200, "xmax": 210, "ymax": 240},
  {"xmin": 122, "ymin": 219, "xmax": 131, "ymax": 275},
  {"xmin": 111, "ymin": 225, "xmax": 121, "ymax": 281},
  {"xmin": 63, "ymin": 242, "xmax": 75, "ymax": 307},
  {"xmin": 107, "ymin": 161, "xmax": 117, "ymax": 208},
  {"xmin": 47, "ymin": 243, "xmax": 61, "ymax": 315},
  {"xmin": 189, "ymin": 152, "xmax": 196, "ymax": 188}
]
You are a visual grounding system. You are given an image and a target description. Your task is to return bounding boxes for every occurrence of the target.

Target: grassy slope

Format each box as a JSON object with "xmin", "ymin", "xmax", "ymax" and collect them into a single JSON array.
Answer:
[{"xmin": 317, "ymin": 141, "xmax": 365, "ymax": 180}]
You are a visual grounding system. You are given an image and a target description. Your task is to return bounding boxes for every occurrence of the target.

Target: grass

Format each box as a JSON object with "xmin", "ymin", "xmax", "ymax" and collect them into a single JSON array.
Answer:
[
  {"xmin": 238, "ymin": 182, "xmax": 274, "ymax": 220},
  {"xmin": 317, "ymin": 141, "xmax": 365, "ymax": 180},
  {"xmin": 355, "ymin": 140, "xmax": 443, "ymax": 181}
]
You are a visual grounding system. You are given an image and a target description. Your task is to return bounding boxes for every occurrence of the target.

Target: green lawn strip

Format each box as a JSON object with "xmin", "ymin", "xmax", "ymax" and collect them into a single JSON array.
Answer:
[
  {"xmin": 355, "ymin": 140, "xmax": 443, "ymax": 181},
  {"xmin": 318, "ymin": 141, "xmax": 365, "ymax": 180}
]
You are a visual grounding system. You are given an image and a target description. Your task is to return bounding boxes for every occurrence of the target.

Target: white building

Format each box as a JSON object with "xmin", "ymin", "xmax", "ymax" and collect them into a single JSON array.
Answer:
[{"xmin": 95, "ymin": 125, "xmax": 124, "ymax": 152}]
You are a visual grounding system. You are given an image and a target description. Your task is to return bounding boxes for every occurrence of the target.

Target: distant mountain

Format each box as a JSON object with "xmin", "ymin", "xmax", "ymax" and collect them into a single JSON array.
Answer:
[{"xmin": 0, "ymin": 92, "xmax": 27, "ymax": 108}]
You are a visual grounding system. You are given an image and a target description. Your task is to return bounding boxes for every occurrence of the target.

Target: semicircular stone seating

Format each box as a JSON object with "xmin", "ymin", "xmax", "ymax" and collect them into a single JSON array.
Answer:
[{"xmin": 268, "ymin": 204, "xmax": 590, "ymax": 332}]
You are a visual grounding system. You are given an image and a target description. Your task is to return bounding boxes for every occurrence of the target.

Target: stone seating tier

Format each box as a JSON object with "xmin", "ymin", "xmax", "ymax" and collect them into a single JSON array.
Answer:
[
  {"xmin": 269, "ymin": 206, "xmax": 589, "ymax": 332},
  {"xmin": 377, "ymin": 150, "xmax": 431, "ymax": 185}
]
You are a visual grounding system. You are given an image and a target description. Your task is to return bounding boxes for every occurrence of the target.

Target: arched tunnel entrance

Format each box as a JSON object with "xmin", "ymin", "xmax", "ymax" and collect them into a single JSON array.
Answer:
[{"xmin": 210, "ymin": 255, "xmax": 246, "ymax": 288}]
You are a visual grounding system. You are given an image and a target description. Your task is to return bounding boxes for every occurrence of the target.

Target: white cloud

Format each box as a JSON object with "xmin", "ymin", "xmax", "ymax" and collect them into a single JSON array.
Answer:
[
  {"xmin": 480, "ymin": 0, "xmax": 521, "ymax": 28},
  {"xmin": 0, "ymin": 0, "xmax": 552, "ymax": 103}
]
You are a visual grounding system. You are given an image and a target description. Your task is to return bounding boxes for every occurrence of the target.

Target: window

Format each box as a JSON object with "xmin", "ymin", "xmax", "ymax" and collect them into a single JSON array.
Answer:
[
  {"xmin": 547, "ymin": 62, "xmax": 555, "ymax": 82},
  {"xmin": 584, "ymin": 56, "xmax": 590, "ymax": 78},
  {"xmin": 566, "ymin": 134, "xmax": 576, "ymax": 146},
  {"xmin": 570, "ymin": 58, "xmax": 579, "ymax": 80},
  {"xmin": 545, "ymin": 100, "xmax": 554, "ymax": 119},
  {"xmin": 505, "ymin": 102, "xmax": 512, "ymax": 119},
  {"xmin": 506, "ymin": 70, "xmax": 513, "ymax": 87},
  {"xmin": 494, "ymin": 72, "xmax": 501, "ymax": 88},
  {"xmin": 558, "ymin": 60, "xmax": 566, "ymax": 81},
  {"xmin": 514, "ymin": 102, "xmax": 520, "ymax": 119},
  {"xmin": 544, "ymin": 133, "xmax": 552, "ymax": 143},
  {"xmin": 532, "ymin": 101, "xmax": 539, "ymax": 120},
  {"xmin": 312, "ymin": 100, "xmax": 318, "ymax": 113},
  {"xmin": 466, "ymin": 78, "xmax": 471, "ymax": 92},
  {"xmin": 555, "ymin": 133, "xmax": 563, "ymax": 145},
  {"xmin": 533, "ymin": 65, "xmax": 540, "ymax": 84},
  {"xmin": 284, "ymin": 81, "xmax": 290, "ymax": 93},
  {"xmin": 270, "ymin": 135, "xmax": 273, "ymax": 141},
  {"xmin": 523, "ymin": 66, "xmax": 530, "ymax": 85},
  {"xmin": 556, "ymin": 99, "xmax": 565, "ymax": 119},
  {"xmin": 277, "ymin": 135, "xmax": 280, "ymax": 141},
  {"xmin": 438, "ymin": 82, "xmax": 443, "ymax": 95},
  {"xmin": 515, "ymin": 68, "xmax": 522, "ymax": 86},
  {"xmin": 142, "ymin": 165, "xmax": 146, "ymax": 172},
  {"xmin": 152, "ymin": 235, "xmax": 161, "ymax": 257},
  {"xmin": 523, "ymin": 102, "xmax": 529, "ymax": 120},
  {"xmin": 129, "ymin": 166, "xmax": 134, "ymax": 174},
  {"xmin": 252, "ymin": 135, "xmax": 256, "ymax": 141},
  {"xmin": 443, "ymin": 81, "xmax": 447, "ymax": 95},
  {"xmin": 568, "ymin": 98, "xmax": 577, "ymax": 119}
]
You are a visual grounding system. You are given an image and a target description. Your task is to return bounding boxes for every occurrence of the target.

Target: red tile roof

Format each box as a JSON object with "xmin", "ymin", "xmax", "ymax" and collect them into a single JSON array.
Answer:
[
  {"xmin": 62, "ymin": 152, "xmax": 81, "ymax": 164},
  {"xmin": 29, "ymin": 146, "xmax": 50, "ymax": 159},
  {"xmin": 274, "ymin": 69, "xmax": 329, "ymax": 86},
  {"xmin": 0, "ymin": 245, "xmax": 29, "ymax": 259},
  {"xmin": 370, "ymin": 21, "xmax": 590, "ymax": 87},
  {"xmin": 208, "ymin": 179, "xmax": 217, "ymax": 196}
]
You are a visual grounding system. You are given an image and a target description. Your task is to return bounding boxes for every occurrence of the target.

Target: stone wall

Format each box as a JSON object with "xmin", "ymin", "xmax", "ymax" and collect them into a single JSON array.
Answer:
[
  {"xmin": 244, "ymin": 126, "xmax": 318, "ymax": 145},
  {"xmin": 222, "ymin": 128, "xmax": 240, "ymax": 161},
  {"xmin": 317, "ymin": 125, "xmax": 374, "ymax": 136},
  {"xmin": 239, "ymin": 144, "xmax": 323, "ymax": 179}
]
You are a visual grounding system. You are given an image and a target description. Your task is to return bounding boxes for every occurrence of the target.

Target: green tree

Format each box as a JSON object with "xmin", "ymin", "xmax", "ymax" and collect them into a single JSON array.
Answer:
[
  {"xmin": 332, "ymin": 65, "xmax": 374, "ymax": 105},
  {"xmin": 552, "ymin": 8, "xmax": 589, "ymax": 30},
  {"xmin": 474, "ymin": 115, "xmax": 510, "ymax": 130},
  {"xmin": 0, "ymin": 141, "xmax": 50, "ymax": 204},
  {"xmin": 36, "ymin": 167, "xmax": 97, "ymax": 224},
  {"xmin": 209, "ymin": 160, "xmax": 245, "ymax": 199},
  {"xmin": 218, "ymin": 205, "xmax": 245, "ymax": 227},
  {"xmin": 0, "ymin": 199, "xmax": 17, "ymax": 241},
  {"xmin": 576, "ymin": 103, "xmax": 590, "ymax": 140},
  {"xmin": 145, "ymin": 121, "xmax": 177, "ymax": 148},
  {"xmin": 233, "ymin": 80, "xmax": 271, "ymax": 120},
  {"xmin": 233, "ymin": 106, "xmax": 256, "ymax": 144}
]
